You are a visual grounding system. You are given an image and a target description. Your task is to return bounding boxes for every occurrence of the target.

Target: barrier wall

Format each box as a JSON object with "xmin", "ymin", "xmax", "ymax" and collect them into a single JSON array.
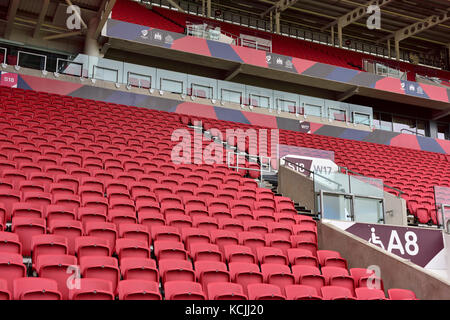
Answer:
[{"xmin": 318, "ymin": 221, "xmax": 450, "ymax": 299}]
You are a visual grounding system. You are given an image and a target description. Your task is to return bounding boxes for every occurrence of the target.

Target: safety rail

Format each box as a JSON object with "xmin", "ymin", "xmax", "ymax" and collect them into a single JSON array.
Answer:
[
  {"xmin": 400, "ymin": 128, "xmax": 425, "ymax": 137},
  {"xmin": 0, "ymin": 47, "xmax": 6, "ymax": 65},
  {"xmin": 339, "ymin": 165, "xmax": 404, "ymax": 198}
]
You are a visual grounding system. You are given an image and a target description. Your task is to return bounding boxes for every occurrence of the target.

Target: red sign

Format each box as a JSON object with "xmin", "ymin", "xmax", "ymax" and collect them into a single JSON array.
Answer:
[{"xmin": 0, "ymin": 72, "xmax": 18, "ymax": 87}]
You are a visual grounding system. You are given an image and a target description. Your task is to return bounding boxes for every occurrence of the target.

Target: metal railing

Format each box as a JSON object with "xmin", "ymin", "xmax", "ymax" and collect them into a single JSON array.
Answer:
[
  {"xmin": 400, "ymin": 128, "xmax": 425, "ymax": 137},
  {"xmin": 339, "ymin": 165, "xmax": 404, "ymax": 198},
  {"xmin": 17, "ymin": 51, "xmax": 47, "ymax": 71}
]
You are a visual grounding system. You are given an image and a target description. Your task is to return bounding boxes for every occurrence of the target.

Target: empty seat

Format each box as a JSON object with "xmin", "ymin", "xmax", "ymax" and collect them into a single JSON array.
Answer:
[
  {"xmin": 151, "ymin": 226, "xmax": 181, "ymax": 243},
  {"xmin": 31, "ymin": 234, "xmax": 68, "ymax": 263},
  {"xmin": 13, "ymin": 277, "xmax": 62, "ymax": 300},
  {"xmin": 261, "ymin": 263, "xmax": 295, "ymax": 292},
  {"xmin": 285, "ymin": 284, "xmax": 322, "ymax": 300},
  {"xmin": 287, "ymin": 248, "xmax": 318, "ymax": 267},
  {"xmin": 239, "ymin": 232, "xmax": 265, "ymax": 254},
  {"xmin": 11, "ymin": 203, "xmax": 43, "ymax": 219},
  {"xmin": 229, "ymin": 262, "xmax": 263, "ymax": 295},
  {"xmin": 48, "ymin": 219, "xmax": 83, "ymax": 256},
  {"xmin": 11, "ymin": 217, "xmax": 46, "ymax": 256},
  {"xmin": 78, "ymin": 207, "xmax": 108, "ymax": 226},
  {"xmin": 207, "ymin": 282, "xmax": 247, "ymax": 300},
  {"xmin": 0, "ymin": 279, "xmax": 10, "ymax": 300},
  {"xmin": 115, "ymin": 238, "xmax": 150, "ymax": 260},
  {"xmin": 159, "ymin": 259, "xmax": 196, "ymax": 283},
  {"xmin": 182, "ymin": 227, "xmax": 211, "ymax": 249},
  {"xmin": 120, "ymin": 257, "xmax": 158, "ymax": 282},
  {"xmin": 257, "ymin": 247, "xmax": 288, "ymax": 265},
  {"xmin": 321, "ymin": 266, "xmax": 355, "ymax": 297},
  {"xmin": 350, "ymin": 268, "xmax": 384, "ymax": 290},
  {"xmin": 35, "ymin": 254, "xmax": 77, "ymax": 300},
  {"xmin": 292, "ymin": 265, "xmax": 325, "ymax": 294},
  {"xmin": 118, "ymin": 223, "xmax": 150, "ymax": 246},
  {"xmin": 321, "ymin": 286, "xmax": 356, "ymax": 300},
  {"xmin": 355, "ymin": 287, "xmax": 387, "ymax": 300},
  {"xmin": 153, "ymin": 240, "xmax": 188, "ymax": 261},
  {"xmin": 45, "ymin": 205, "xmax": 77, "ymax": 225},
  {"xmin": 80, "ymin": 256, "xmax": 120, "ymax": 293},
  {"xmin": 224, "ymin": 245, "xmax": 256, "ymax": 264},
  {"xmin": 247, "ymin": 283, "xmax": 286, "ymax": 300},
  {"xmin": 189, "ymin": 243, "xmax": 223, "ymax": 262},
  {"xmin": 69, "ymin": 278, "xmax": 114, "ymax": 300},
  {"xmin": 0, "ymin": 252, "xmax": 27, "ymax": 293},
  {"xmin": 84, "ymin": 222, "xmax": 117, "ymax": 253},
  {"xmin": 194, "ymin": 261, "xmax": 230, "ymax": 289},
  {"xmin": 164, "ymin": 281, "xmax": 206, "ymax": 300},
  {"xmin": 117, "ymin": 280, "xmax": 161, "ymax": 300},
  {"xmin": 317, "ymin": 250, "xmax": 347, "ymax": 268},
  {"xmin": 75, "ymin": 236, "xmax": 111, "ymax": 258},
  {"xmin": 0, "ymin": 231, "xmax": 22, "ymax": 254},
  {"xmin": 387, "ymin": 288, "xmax": 418, "ymax": 300}
]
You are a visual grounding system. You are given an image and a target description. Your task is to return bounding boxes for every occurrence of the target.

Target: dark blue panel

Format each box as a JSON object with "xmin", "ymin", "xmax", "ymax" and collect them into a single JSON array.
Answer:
[
  {"xmin": 416, "ymin": 135, "xmax": 445, "ymax": 154},
  {"xmin": 17, "ymin": 76, "xmax": 32, "ymax": 91},
  {"xmin": 338, "ymin": 128, "xmax": 371, "ymax": 141},
  {"xmin": 214, "ymin": 106, "xmax": 250, "ymax": 125},
  {"xmin": 326, "ymin": 68, "xmax": 360, "ymax": 83},
  {"xmin": 206, "ymin": 41, "xmax": 244, "ymax": 63}
]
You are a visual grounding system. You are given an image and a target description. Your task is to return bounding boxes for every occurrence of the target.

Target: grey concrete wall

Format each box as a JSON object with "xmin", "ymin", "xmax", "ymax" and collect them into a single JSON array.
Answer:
[
  {"xmin": 318, "ymin": 221, "xmax": 450, "ymax": 300},
  {"xmin": 278, "ymin": 165, "xmax": 316, "ymax": 213},
  {"xmin": 383, "ymin": 191, "xmax": 408, "ymax": 226}
]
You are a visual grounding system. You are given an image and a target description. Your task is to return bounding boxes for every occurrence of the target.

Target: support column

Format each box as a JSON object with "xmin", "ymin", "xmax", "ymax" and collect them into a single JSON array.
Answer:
[
  {"xmin": 387, "ymin": 39, "xmax": 391, "ymax": 59},
  {"xmin": 269, "ymin": 11, "xmax": 273, "ymax": 33},
  {"xmin": 207, "ymin": 0, "xmax": 211, "ymax": 18},
  {"xmin": 395, "ymin": 39, "xmax": 400, "ymax": 61},
  {"xmin": 331, "ymin": 25, "xmax": 335, "ymax": 46},
  {"xmin": 275, "ymin": 10, "xmax": 280, "ymax": 34},
  {"xmin": 337, "ymin": 22, "xmax": 343, "ymax": 48},
  {"xmin": 85, "ymin": 17, "xmax": 101, "ymax": 57}
]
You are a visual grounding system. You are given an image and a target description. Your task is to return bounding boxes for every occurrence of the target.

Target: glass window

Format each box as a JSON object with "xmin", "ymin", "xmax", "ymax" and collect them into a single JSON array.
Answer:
[
  {"xmin": 128, "ymin": 72, "xmax": 151, "ymax": 89},
  {"xmin": 277, "ymin": 99, "xmax": 296, "ymax": 113},
  {"xmin": 437, "ymin": 123, "xmax": 449, "ymax": 140},
  {"xmin": 417, "ymin": 120, "xmax": 427, "ymax": 137},
  {"xmin": 304, "ymin": 104, "xmax": 322, "ymax": 117},
  {"xmin": 374, "ymin": 113, "xmax": 393, "ymax": 131},
  {"xmin": 93, "ymin": 66, "xmax": 118, "ymax": 82},
  {"xmin": 161, "ymin": 78, "xmax": 183, "ymax": 94},
  {"xmin": 249, "ymin": 94, "xmax": 270, "ymax": 108},
  {"xmin": 18, "ymin": 51, "xmax": 46, "ymax": 71},
  {"xmin": 221, "ymin": 89, "xmax": 242, "ymax": 104},
  {"xmin": 57, "ymin": 59, "xmax": 83, "ymax": 77},
  {"xmin": 353, "ymin": 112, "xmax": 371, "ymax": 126},
  {"xmin": 191, "ymin": 83, "xmax": 213, "ymax": 99},
  {"xmin": 329, "ymin": 108, "xmax": 347, "ymax": 122},
  {"xmin": 393, "ymin": 116, "xmax": 416, "ymax": 135}
]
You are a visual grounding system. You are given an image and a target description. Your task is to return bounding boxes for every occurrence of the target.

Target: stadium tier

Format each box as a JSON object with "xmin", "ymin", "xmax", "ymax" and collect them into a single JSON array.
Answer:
[
  {"xmin": 111, "ymin": 0, "xmax": 450, "ymax": 83},
  {"xmin": 0, "ymin": 85, "xmax": 419, "ymax": 300}
]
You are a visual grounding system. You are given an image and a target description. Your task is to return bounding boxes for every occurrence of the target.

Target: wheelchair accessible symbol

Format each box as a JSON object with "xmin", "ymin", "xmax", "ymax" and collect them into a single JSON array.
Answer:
[{"xmin": 368, "ymin": 227, "xmax": 385, "ymax": 250}]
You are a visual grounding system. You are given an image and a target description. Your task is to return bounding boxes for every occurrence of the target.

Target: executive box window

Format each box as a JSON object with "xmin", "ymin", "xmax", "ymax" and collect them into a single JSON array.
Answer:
[
  {"xmin": 93, "ymin": 66, "xmax": 118, "ymax": 83},
  {"xmin": 161, "ymin": 78, "xmax": 183, "ymax": 94},
  {"xmin": 304, "ymin": 104, "xmax": 322, "ymax": 117},
  {"xmin": 329, "ymin": 108, "xmax": 347, "ymax": 122},
  {"xmin": 437, "ymin": 123, "xmax": 449, "ymax": 140},
  {"xmin": 277, "ymin": 98, "xmax": 297, "ymax": 113},
  {"xmin": 373, "ymin": 113, "xmax": 393, "ymax": 131},
  {"xmin": 353, "ymin": 112, "xmax": 371, "ymax": 126},
  {"xmin": 128, "ymin": 72, "xmax": 151, "ymax": 89},
  {"xmin": 221, "ymin": 89, "xmax": 242, "ymax": 104},
  {"xmin": 393, "ymin": 116, "xmax": 417, "ymax": 135},
  {"xmin": 190, "ymin": 84, "xmax": 213, "ymax": 99},
  {"xmin": 249, "ymin": 94, "xmax": 270, "ymax": 108}
]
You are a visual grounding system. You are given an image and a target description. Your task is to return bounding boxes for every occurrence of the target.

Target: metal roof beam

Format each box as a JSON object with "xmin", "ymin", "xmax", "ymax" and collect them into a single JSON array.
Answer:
[
  {"xmin": 33, "ymin": 0, "xmax": 50, "ymax": 39},
  {"xmin": 164, "ymin": 0, "xmax": 185, "ymax": 13},
  {"xmin": 94, "ymin": 0, "xmax": 117, "ymax": 39},
  {"xmin": 321, "ymin": 0, "xmax": 395, "ymax": 31},
  {"xmin": 260, "ymin": 0, "xmax": 299, "ymax": 18},
  {"xmin": 378, "ymin": 11, "xmax": 450, "ymax": 43},
  {"xmin": 4, "ymin": 0, "xmax": 20, "ymax": 39}
]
